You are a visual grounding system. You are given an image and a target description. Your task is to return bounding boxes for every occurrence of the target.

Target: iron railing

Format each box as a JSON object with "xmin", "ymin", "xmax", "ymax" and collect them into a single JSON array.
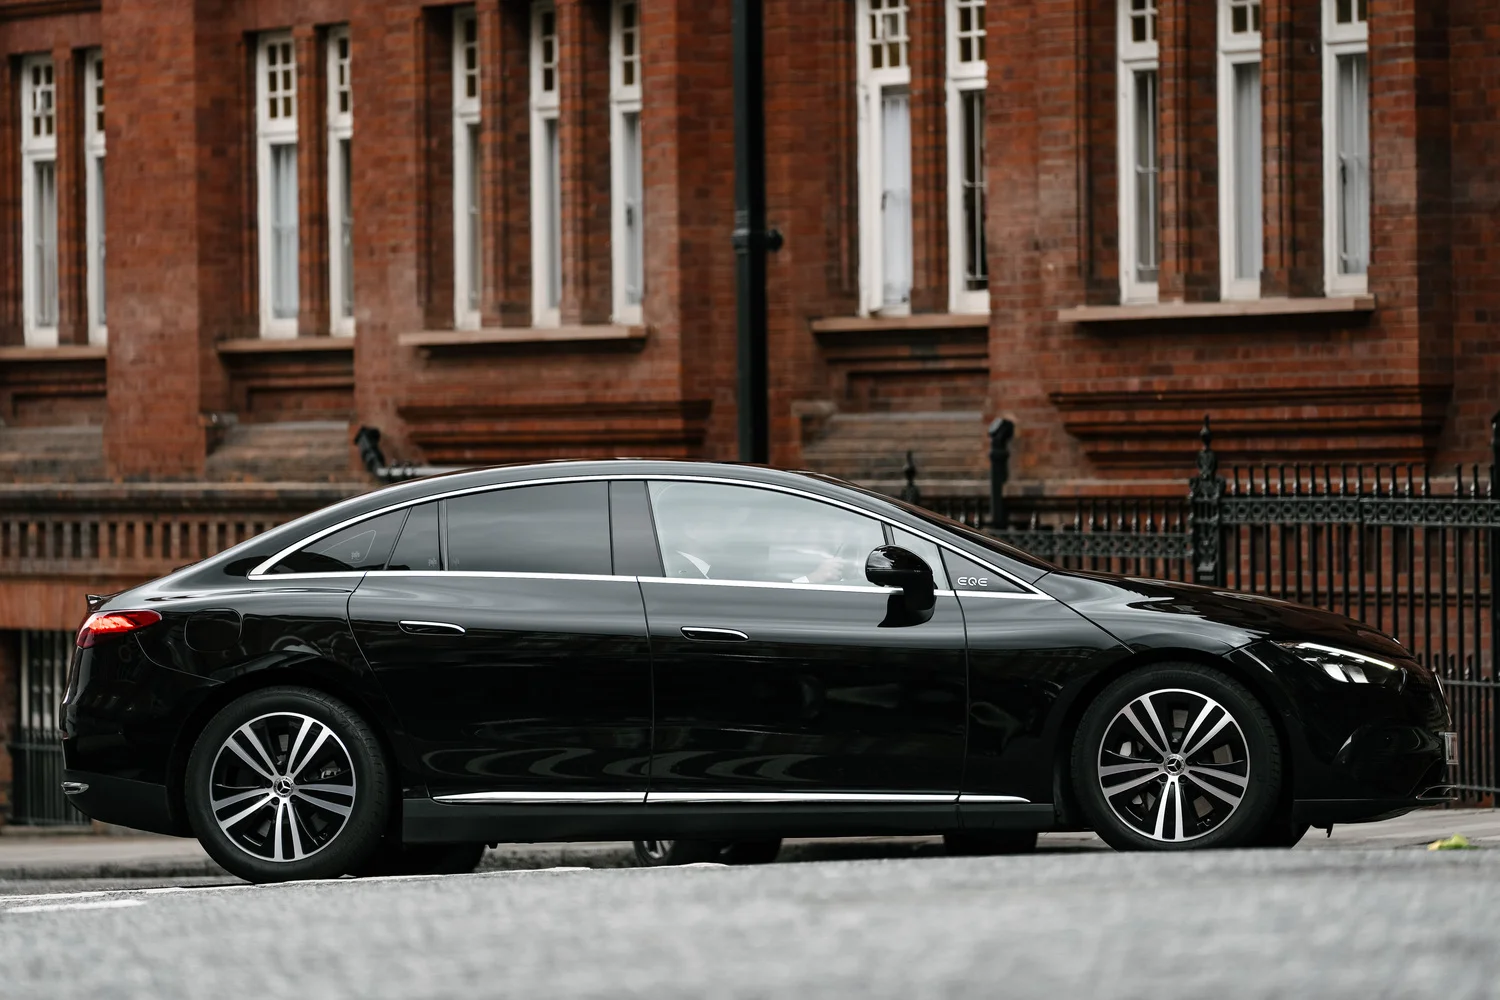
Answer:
[
  {"xmin": 10, "ymin": 630, "xmax": 87, "ymax": 826},
  {"xmin": 902, "ymin": 413, "xmax": 1500, "ymax": 804}
]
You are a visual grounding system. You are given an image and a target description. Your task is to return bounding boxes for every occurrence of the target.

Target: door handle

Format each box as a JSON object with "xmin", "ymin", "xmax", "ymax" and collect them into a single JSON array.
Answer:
[
  {"xmin": 680, "ymin": 626, "xmax": 749, "ymax": 642},
  {"xmin": 399, "ymin": 620, "xmax": 466, "ymax": 635}
]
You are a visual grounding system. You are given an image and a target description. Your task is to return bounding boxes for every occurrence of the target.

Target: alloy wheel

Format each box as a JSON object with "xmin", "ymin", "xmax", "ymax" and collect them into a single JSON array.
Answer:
[
  {"xmin": 1095, "ymin": 688, "xmax": 1250, "ymax": 843},
  {"xmin": 638, "ymin": 840, "xmax": 675, "ymax": 862},
  {"xmin": 208, "ymin": 711, "xmax": 358, "ymax": 863}
]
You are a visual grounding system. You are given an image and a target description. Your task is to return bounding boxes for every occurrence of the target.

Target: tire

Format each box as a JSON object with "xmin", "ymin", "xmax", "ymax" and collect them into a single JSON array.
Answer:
[
  {"xmin": 1070, "ymin": 664, "xmax": 1281, "ymax": 851},
  {"xmin": 632, "ymin": 839, "xmax": 723, "ymax": 866},
  {"xmin": 720, "ymin": 839, "xmax": 783, "ymax": 865},
  {"xmin": 354, "ymin": 840, "xmax": 487, "ymax": 876},
  {"xmin": 185, "ymin": 686, "xmax": 390, "ymax": 883},
  {"xmin": 943, "ymin": 830, "xmax": 1038, "ymax": 856}
]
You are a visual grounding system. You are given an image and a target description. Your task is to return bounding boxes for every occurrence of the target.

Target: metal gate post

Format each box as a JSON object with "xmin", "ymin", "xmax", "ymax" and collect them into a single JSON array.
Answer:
[{"xmin": 1188, "ymin": 416, "xmax": 1226, "ymax": 588}]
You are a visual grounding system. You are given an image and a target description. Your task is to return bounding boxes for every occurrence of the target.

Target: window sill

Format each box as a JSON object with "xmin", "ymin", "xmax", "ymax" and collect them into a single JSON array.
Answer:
[
  {"xmin": 399, "ymin": 325, "xmax": 648, "ymax": 351},
  {"xmin": 0, "ymin": 345, "xmax": 107, "ymax": 362},
  {"xmin": 1056, "ymin": 295, "xmax": 1377, "ymax": 324},
  {"xmin": 809, "ymin": 313, "xmax": 990, "ymax": 334},
  {"xmin": 216, "ymin": 337, "xmax": 354, "ymax": 355}
]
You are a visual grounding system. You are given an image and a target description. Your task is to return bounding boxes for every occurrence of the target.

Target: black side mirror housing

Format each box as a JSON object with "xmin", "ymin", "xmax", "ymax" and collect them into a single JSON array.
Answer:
[{"xmin": 865, "ymin": 545, "xmax": 937, "ymax": 621}]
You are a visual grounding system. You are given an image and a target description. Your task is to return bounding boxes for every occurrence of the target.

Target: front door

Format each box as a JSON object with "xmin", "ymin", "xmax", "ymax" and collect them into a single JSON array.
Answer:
[
  {"xmin": 636, "ymin": 480, "xmax": 968, "ymax": 820},
  {"xmin": 348, "ymin": 481, "xmax": 653, "ymax": 802}
]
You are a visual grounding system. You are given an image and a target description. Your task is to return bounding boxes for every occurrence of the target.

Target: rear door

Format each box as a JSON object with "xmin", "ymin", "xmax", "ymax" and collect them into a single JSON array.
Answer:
[{"xmin": 348, "ymin": 480, "xmax": 653, "ymax": 801}]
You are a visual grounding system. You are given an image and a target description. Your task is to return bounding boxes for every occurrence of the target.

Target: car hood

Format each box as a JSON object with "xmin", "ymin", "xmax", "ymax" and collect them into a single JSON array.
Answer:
[{"xmin": 1033, "ymin": 570, "xmax": 1413, "ymax": 663}]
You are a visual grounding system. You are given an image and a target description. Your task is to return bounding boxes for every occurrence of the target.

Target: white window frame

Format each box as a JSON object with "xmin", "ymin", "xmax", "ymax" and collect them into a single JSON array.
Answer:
[
  {"xmin": 20, "ymin": 55, "xmax": 59, "ymax": 348},
  {"xmin": 1322, "ymin": 0, "xmax": 1369, "ymax": 296},
  {"xmin": 1118, "ymin": 0, "xmax": 1159, "ymax": 305},
  {"xmin": 531, "ymin": 1, "xmax": 562, "ymax": 327},
  {"xmin": 1217, "ymin": 0, "xmax": 1262, "ymax": 300},
  {"xmin": 453, "ymin": 8, "xmax": 482, "ymax": 331},
  {"xmin": 327, "ymin": 27, "xmax": 355, "ymax": 336},
  {"xmin": 609, "ymin": 0, "xmax": 644, "ymax": 325},
  {"xmin": 256, "ymin": 33, "xmax": 300, "ymax": 339},
  {"xmin": 856, "ymin": 0, "xmax": 913, "ymax": 317},
  {"xmin": 945, "ymin": 0, "xmax": 987, "ymax": 314},
  {"xmin": 84, "ymin": 50, "xmax": 107, "ymax": 344}
]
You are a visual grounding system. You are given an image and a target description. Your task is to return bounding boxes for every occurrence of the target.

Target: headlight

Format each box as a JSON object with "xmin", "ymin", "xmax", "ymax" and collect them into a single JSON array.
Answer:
[{"xmin": 1275, "ymin": 641, "xmax": 1406, "ymax": 691}]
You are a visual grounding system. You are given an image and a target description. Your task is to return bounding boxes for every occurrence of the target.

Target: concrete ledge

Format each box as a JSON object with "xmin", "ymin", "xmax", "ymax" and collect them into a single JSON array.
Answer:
[
  {"xmin": 810, "ymin": 313, "xmax": 989, "ymax": 334},
  {"xmin": 0, "ymin": 344, "xmax": 107, "ymax": 362},
  {"xmin": 215, "ymin": 337, "xmax": 354, "ymax": 354},
  {"xmin": 1057, "ymin": 295, "xmax": 1377, "ymax": 324}
]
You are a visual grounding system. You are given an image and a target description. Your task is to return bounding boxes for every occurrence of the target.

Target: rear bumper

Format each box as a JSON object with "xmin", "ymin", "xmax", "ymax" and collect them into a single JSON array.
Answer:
[
  {"xmin": 1293, "ymin": 788, "xmax": 1456, "ymax": 828},
  {"xmin": 61, "ymin": 769, "xmax": 186, "ymax": 837}
]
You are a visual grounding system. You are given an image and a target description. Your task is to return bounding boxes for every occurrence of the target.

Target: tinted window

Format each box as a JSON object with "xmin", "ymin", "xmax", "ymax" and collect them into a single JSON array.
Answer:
[
  {"xmin": 942, "ymin": 550, "xmax": 1025, "ymax": 594},
  {"xmin": 648, "ymin": 481, "xmax": 885, "ymax": 586},
  {"xmin": 270, "ymin": 510, "xmax": 406, "ymax": 574},
  {"xmin": 445, "ymin": 483, "xmax": 611, "ymax": 576},
  {"xmin": 890, "ymin": 528, "xmax": 947, "ymax": 585},
  {"xmin": 387, "ymin": 502, "xmax": 440, "ymax": 571}
]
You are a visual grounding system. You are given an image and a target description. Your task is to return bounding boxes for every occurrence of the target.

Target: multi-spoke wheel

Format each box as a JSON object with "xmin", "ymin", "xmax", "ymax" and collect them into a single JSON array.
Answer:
[
  {"xmin": 186, "ymin": 686, "xmax": 389, "ymax": 883},
  {"xmin": 1071, "ymin": 665, "xmax": 1281, "ymax": 851}
]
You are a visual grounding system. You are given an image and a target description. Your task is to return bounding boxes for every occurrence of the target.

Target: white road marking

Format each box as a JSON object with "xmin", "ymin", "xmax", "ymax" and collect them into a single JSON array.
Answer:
[{"xmin": 6, "ymin": 899, "xmax": 146, "ymax": 915}]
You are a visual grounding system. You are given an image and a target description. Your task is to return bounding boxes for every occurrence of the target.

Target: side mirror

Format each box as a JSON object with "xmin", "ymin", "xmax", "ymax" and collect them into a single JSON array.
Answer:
[{"xmin": 865, "ymin": 545, "xmax": 937, "ymax": 618}]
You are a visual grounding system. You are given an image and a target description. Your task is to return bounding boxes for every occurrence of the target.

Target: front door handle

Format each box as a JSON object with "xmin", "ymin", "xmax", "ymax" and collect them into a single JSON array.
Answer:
[
  {"xmin": 681, "ymin": 626, "xmax": 749, "ymax": 642},
  {"xmin": 399, "ymin": 620, "xmax": 466, "ymax": 636}
]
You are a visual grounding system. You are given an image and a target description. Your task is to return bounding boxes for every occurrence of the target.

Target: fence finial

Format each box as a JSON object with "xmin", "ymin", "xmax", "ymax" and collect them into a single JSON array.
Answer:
[
  {"xmin": 900, "ymin": 450, "xmax": 921, "ymax": 504},
  {"xmin": 1196, "ymin": 414, "xmax": 1217, "ymax": 481},
  {"xmin": 988, "ymin": 418, "xmax": 1015, "ymax": 530}
]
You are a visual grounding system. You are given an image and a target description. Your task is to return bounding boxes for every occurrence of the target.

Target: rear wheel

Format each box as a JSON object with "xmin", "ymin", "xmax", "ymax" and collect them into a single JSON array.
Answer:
[
  {"xmin": 632, "ymin": 839, "xmax": 722, "ymax": 866},
  {"xmin": 185, "ymin": 686, "xmax": 389, "ymax": 883},
  {"xmin": 943, "ymin": 831, "xmax": 1038, "ymax": 856},
  {"xmin": 1071, "ymin": 664, "xmax": 1281, "ymax": 851}
]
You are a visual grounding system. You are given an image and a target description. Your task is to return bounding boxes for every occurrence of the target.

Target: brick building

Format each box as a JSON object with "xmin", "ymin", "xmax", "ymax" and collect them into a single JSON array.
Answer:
[{"xmin": 0, "ymin": 0, "xmax": 1495, "ymax": 822}]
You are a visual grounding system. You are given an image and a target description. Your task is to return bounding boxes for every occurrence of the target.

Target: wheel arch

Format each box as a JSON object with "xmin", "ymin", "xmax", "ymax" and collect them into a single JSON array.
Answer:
[
  {"xmin": 165, "ymin": 663, "xmax": 406, "ymax": 839},
  {"xmin": 1049, "ymin": 646, "xmax": 1298, "ymax": 828}
]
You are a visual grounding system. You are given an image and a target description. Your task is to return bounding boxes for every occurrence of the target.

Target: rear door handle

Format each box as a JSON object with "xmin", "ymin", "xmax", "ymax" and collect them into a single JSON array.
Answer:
[
  {"xmin": 399, "ymin": 620, "xmax": 466, "ymax": 635},
  {"xmin": 681, "ymin": 627, "xmax": 749, "ymax": 642}
]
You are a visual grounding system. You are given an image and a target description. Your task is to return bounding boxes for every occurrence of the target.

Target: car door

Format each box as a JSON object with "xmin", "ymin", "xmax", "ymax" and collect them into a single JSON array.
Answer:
[
  {"xmin": 635, "ymin": 479, "xmax": 968, "ymax": 817},
  {"xmin": 347, "ymin": 480, "xmax": 653, "ymax": 803}
]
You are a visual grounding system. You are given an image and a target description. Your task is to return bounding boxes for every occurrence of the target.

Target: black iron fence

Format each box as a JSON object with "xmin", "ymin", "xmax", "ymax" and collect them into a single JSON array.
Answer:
[
  {"xmin": 9, "ymin": 630, "xmax": 87, "ymax": 826},
  {"xmin": 902, "ymin": 414, "xmax": 1500, "ymax": 804}
]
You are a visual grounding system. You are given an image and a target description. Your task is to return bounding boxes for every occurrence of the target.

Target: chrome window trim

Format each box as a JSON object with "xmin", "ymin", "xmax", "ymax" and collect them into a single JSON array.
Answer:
[
  {"xmin": 365, "ymin": 570, "xmax": 629, "ymax": 585},
  {"xmin": 247, "ymin": 472, "xmax": 1052, "ymax": 598},
  {"xmin": 646, "ymin": 577, "xmax": 902, "ymax": 597},
  {"xmin": 241, "ymin": 571, "xmax": 369, "ymax": 582}
]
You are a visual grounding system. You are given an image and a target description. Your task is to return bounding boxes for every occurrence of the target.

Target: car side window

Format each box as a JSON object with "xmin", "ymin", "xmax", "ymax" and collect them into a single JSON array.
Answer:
[
  {"xmin": 386, "ymin": 502, "xmax": 441, "ymax": 571},
  {"xmin": 269, "ymin": 510, "xmax": 406, "ymax": 574},
  {"xmin": 445, "ymin": 482, "xmax": 611, "ymax": 576},
  {"xmin": 647, "ymin": 481, "xmax": 885, "ymax": 586},
  {"xmin": 890, "ymin": 528, "xmax": 947, "ymax": 585},
  {"xmin": 942, "ymin": 550, "xmax": 1025, "ymax": 594}
]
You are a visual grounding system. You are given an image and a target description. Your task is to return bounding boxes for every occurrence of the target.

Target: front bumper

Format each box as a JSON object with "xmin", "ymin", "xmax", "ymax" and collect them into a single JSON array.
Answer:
[{"xmin": 61, "ymin": 769, "xmax": 186, "ymax": 837}]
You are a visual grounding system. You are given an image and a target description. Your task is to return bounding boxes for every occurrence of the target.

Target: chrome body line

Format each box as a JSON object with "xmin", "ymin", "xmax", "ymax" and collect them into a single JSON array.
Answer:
[{"xmin": 431, "ymin": 790, "xmax": 648, "ymax": 805}]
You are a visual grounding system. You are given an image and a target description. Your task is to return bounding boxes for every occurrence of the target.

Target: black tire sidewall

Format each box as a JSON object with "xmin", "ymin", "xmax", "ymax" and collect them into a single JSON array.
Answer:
[
  {"xmin": 186, "ymin": 686, "xmax": 389, "ymax": 882},
  {"xmin": 1072, "ymin": 664, "xmax": 1281, "ymax": 851},
  {"xmin": 631, "ymin": 839, "xmax": 723, "ymax": 866}
]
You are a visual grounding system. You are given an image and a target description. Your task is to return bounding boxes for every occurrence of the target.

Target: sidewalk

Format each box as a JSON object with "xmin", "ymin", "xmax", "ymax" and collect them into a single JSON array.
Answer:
[{"xmin": 1, "ymin": 806, "xmax": 1497, "ymax": 881}]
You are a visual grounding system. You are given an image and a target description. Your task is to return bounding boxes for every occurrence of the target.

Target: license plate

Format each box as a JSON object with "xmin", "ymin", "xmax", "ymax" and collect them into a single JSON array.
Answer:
[{"xmin": 1443, "ymin": 732, "xmax": 1458, "ymax": 764}]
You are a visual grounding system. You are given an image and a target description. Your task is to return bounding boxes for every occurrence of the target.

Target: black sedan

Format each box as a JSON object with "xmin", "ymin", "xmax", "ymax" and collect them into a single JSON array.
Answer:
[{"xmin": 61, "ymin": 461, "xmax": 1454, "ymax": 882}]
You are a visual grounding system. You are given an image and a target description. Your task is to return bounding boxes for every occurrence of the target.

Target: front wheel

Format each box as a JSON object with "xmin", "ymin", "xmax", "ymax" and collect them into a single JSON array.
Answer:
[
  {"xmin": 1071, "ymin": 664, "xmax": 1281, "ymax": 851},
  {"xmin": 184, "ymin": 686, "xmax": 390, "ymax": 883}
]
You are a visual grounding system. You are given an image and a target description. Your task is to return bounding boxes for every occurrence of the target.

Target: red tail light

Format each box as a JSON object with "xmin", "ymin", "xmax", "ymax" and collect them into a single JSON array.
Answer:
[{"xmin": 76, "ymin": 610, "xmax": 163, "ymax": 648}]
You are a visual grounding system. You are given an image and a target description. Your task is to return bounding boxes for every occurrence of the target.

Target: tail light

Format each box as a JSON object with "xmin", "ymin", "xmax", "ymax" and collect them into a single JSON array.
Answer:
[{"xmin": 76, "ymin": 610, "xmax": 163, "ymax": 648}]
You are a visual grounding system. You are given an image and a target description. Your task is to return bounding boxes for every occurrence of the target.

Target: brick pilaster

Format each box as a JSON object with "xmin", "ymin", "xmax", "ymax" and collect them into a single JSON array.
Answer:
[
  {"xmin": 419, "ymin": 8, "xmax": 456, "ymax": 331},
  {"xmin": 1083, "ymin": 0, "xmax": 1119, "ymax": 305},
  {"xmin": 0, "ymin": 61, "xmax": 23, "ymax": 346},
  {"xmin": 1261, "ymin": 0, "xmax": 1322, "ymax": 299},
  {"xmin": 479, "ymin": 0, "xmax": 533, "ymax": 327},
  {"xmin": 556, "ymin": 0, "xmax": 611, "ymax": 326},
  {"xmin": 296, "ymin": 25, "xmax": 331, "ymax": 337},
  {"xmin": 52, "ymin": 49, "xmax": 88, "ymax": 345},
  {"xmin": 1156, "ymin": 0, "xmax": 1217, "ymax": 302},
  {"xmin": 907, "ymin": 0, "xmax": 946, "ymax": 314}
]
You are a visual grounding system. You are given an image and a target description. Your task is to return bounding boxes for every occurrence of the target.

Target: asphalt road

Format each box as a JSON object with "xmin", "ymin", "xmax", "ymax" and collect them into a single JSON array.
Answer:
[{"xmin": 3, "ymin": 846, "xmax": 1497, "ymax": 1000}]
